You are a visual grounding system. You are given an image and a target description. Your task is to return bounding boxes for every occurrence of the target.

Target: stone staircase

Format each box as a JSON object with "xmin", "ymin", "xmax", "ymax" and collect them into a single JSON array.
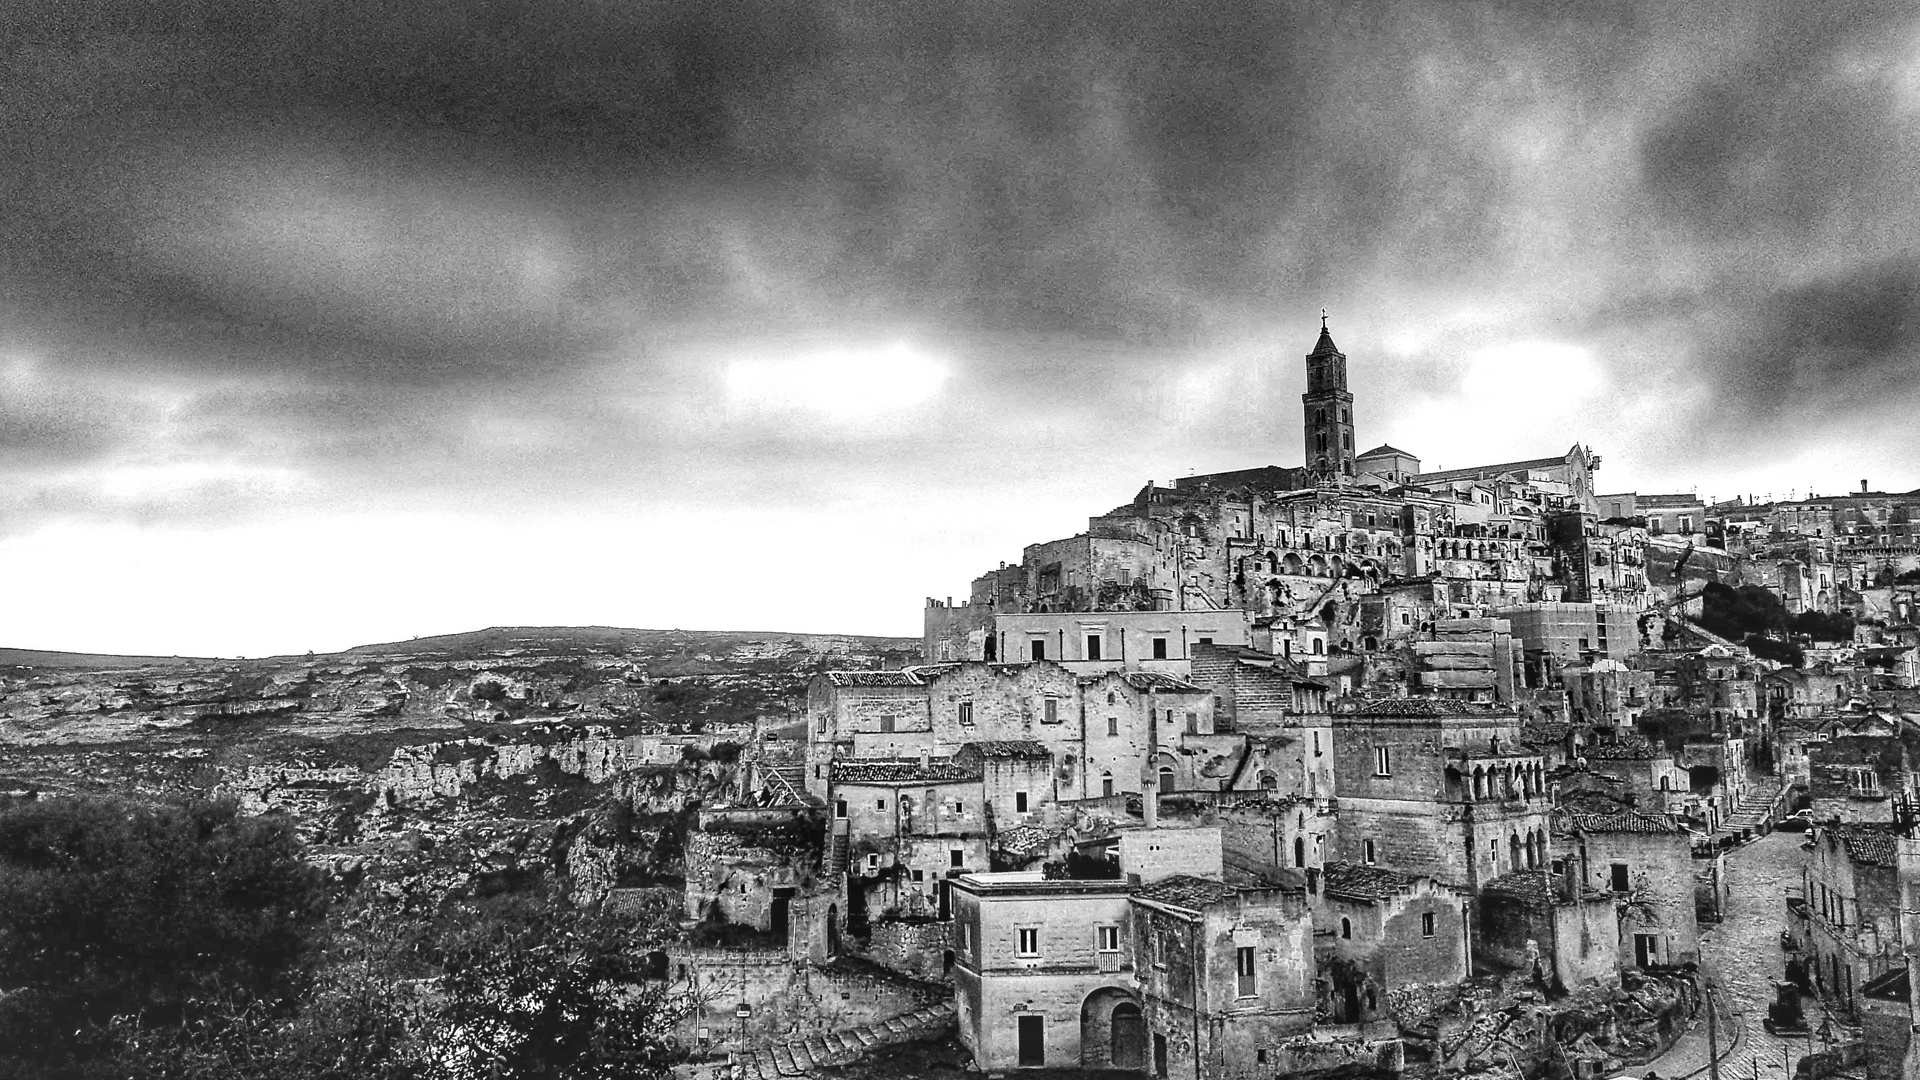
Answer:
[
  {"xmin": 725, "ymin": 1002, "xmax": 956, "ymax": 1079},
  {"xmin": 1718, "ymin": 776, "xmax": 1783, "ymax": 840}
]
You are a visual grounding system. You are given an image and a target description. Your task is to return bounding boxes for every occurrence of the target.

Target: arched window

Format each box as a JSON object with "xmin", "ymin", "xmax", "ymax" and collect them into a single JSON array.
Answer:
[
  {"xmin": 1158, "ymin": 766, "xmax": 1175, "ymax": 791},
  {"xmin": 1317, "ymin": 433, "xmax": 1329, "ymax": 452},
  {"xmin": 1660, "ymin": 775, "xmax": 1670, "ymax": 791},
  {"xmin": 1294, "ymin": 836, "xmax": 1306, "ymax": 867},
  {"xmin": 1311, "ymin": 639, "xmax": 1323, "ymax": 655},
  {"xmin": 1340, "ymin": 918, "xmax": 1351, "ymax": 939}
]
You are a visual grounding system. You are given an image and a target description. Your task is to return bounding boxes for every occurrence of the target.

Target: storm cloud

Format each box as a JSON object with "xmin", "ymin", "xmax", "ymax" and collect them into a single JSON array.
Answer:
[{"xmin": 2, "ymin": 0, "xmax": 1917, "ymax": 653}]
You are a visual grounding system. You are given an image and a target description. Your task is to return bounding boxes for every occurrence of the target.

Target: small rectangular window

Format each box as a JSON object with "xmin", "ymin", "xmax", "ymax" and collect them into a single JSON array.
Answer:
[
  {"xmin": 1610, "ymin": 863, "xmax": 1630, "ymax": 892},
  {"xmin": 1030, "ymin": 639, "xmax": 1046, "ymax": 661},
  {"xmin": 1098, "ymin": 926, "xmax": 1120, "ymax": 952},
  {"xmin": 1043, "ymin": 698, "xmax": 1060, "ymax": 724},
  {"xmin": 1313, "ymin": 731, "xmax": 1322, "ymax": 757},
  {"xmin": 1236, "ymin": 945, "xmax": 1256, "ymax": 997},
  {"xmin": 1185, "ymin": 712, "xmax": 1198, "ymax": 735},
  {"xmin": 1152, "ymin": 637, "xmax": 1168, "ymax": 659},
  {"xmin": 953, "ymin": 801, "xmax": 964, "ymax": 814},
  {"xmin": 912, "ymin": 869, "xmax": 925, "ymax": 883},
  {"xmin": 1375, "ymin": 746, "xmax": 1392, "ymax": 776},
  {"xmin": 958, "ymin": 701, "xmax": 974, "ymax": 725},
  {"xmin": 1422, "ymin": 912, "xmax": 1435, "ymax": 938},
  {"xmin": 1017, "ymin": 928, "xmax": 1039, "ymax": 956},
  {"xmin": 951, "ymin": 849, "xmax": 964, "ymax": 867},
  {"xmin": 1085, "ymin": 635, "xmax": 1102, "ymax": 660},
  {"xmin": 1107, "ymin": 716, "xmax": 1119, "ymax": 736},
  {"xmin": 876, "ymin": 799, "xmax": 886, "ymax": 811},
  {"xmin": 1363, "ymin": 839, "xmax": 1376, "ymax": 864},
  {"xmin": 1015, "ymin": 792, "xmax": 1029, "ymax": 813},
  {"xmin": 879, "ymin": 714, "xmax": 895, "ymax": 733}
]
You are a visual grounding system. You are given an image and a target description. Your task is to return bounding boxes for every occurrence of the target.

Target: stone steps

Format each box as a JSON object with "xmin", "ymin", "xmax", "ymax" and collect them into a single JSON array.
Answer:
[{"xmin": 726, "ymin": 1002, "xmax": 957, "ymax": 1079}]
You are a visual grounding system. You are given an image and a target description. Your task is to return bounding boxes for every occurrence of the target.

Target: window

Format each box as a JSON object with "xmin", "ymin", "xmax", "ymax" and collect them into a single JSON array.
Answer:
[
  {"xmin": 879, "ymin": 714, "xmax": 895, "ymax": 733},
  {"xmin": 1400, "ymin": 611, "xmax": 1412, "ymax": 626},
  {"xmin": 1340, "ymin": 918, "xmax": 1352, "ymax": 939},
  {"xmin": 1152, "ymin": 637, "xmax": 1168, "ymax": 659},
  {"xmin": 875, "ymin": 798, "xmax": 886, "ymax": 811},
  {"xmin": 1311, "ymin": 638, "xmax": 1323, "ymax": 655},
  {"xmin": 1185, "ymin": 712, "xmax": 1198, "ymax": 734},
  {"xmin": 1363, "ymin": 839, "xmax": 1376, "ymax": 865},
  {"xmin": 1158, "ymin": 766, "xmax": 1175, "ymax": 791},
  {"xmin": 1015, "ymin": 791, "xmax": 1029, "ymax": 813},
  {"xmin": 1098, "ymin": 926, "xmax": 1120, "ymax": 952},
  {"xmin": 1374, "ymin": 746, "xmax": 1391, "ymax": 776},
  {"xmin": 1197, "ymin": 637, "xmax": 1213, "ymax": 646},
  {"xmin": 1102, "ymin": 773, "xmax": 1114, "ymax": 797},
  {"xmin": 867, "ymin": 854, "xmax": 880, "ymax": 870},
  {"xmin": 1017, "ymin": 928, "xmax": 1039, "ymax": 957},
  {"xmin": 951, "ymin": 849, "xmax": 964, "ymax": 867},
  {"xmin": 1610, "ymin": 862, "xmax": 1630, "ymax": 892},
  {"xmin": 835, "ymin": 800, "xmax": 847, "ymax": 818},
  {"xmin": 1422, "ymin": 912, "xmax": 1436, "ymax": 938},
  {"xmin": 953, "ymin": 801, "xmax": 964, "ymax": 814},
  {"xmin": 1313, "ymin": 731, "xmax": 1322, "ymax": 757},
  {"xmin": 1085, "ymin": 635, "xmax": 1102, "ymax": 660},
  {"xmin": 1236, "ymin": 946, "xmax": 1257, "ymax": 997},
  {"xmin": 912, "ymin": 869, "xmax": 925, "ymax": 883},
  {"xmin": 1030, "ymin": 639, "xmax": 1046, "ymax": 661},
  {"xmin": 1107, "ymin": 716, "xmax": 1118, "ymax": 736},
  {"xmin": 963, "ymin": 924, "xmax": 973, "ymax": 952},
  {"xmin": 1293, "ymin": 836, "xmax": 1305, "ymax": 867},
  {"xmin": 1043, "ymin": 697, "xmax": 1060, "ymax": 724},
  {"xmin": 958, "ymin": 701, "xmax": 974, "ymax": 725}
]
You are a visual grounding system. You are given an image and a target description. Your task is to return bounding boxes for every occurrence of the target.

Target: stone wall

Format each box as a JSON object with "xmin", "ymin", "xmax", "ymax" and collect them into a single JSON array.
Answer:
[
  {"xmin": 666, "ymin": 947, "xmax": 938, "ymax": 1054},
  {"xmin": 863, "ymin": 916, "xmax": 953, "ymax": 981}
]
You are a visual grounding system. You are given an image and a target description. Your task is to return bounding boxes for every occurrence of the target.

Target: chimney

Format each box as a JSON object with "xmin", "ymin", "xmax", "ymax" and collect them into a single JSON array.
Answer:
[
  {"xmin": 1862, "ymin": 480, "xmax": 1869, "ymax": 494},
  {"xmin": 918, "ymin": 747, "xmax": 930, "ymax": 769}
]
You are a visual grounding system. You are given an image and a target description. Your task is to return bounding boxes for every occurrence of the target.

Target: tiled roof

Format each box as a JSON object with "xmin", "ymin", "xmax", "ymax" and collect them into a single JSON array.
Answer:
[
  {"xmin": 959, "ymin": 740, "xmax": 1051, "ymax": 760},
  {"xmin": 1521, "ymin": 722, "xmax": 1573, "ymax": 746},
  {"xmin": 1482, "ymin": 870, "xmax": 1556, "ymax": 903},
  {"xmin": 1321, "ymin": 861, "xmax": 1423, "ymax": 903},
  {"xmin": 1133, "ymin": 874, "xmax": 1239, "ymax": 912},
  {"xmin": 830, "ymin": 757, "xmax": 980, "ymax": 785},
  {"xmin": 1833, "ymin": 826, "xmax": 1901, "ymax": 868},
  {"xmin": 1584, "ymin": 737, "xmax": 1664, "ymax": 761},
  {"xmin": 1336, "ymin": 697, "xmax": 1507, "ymax": 718},
  {"xmin": 1358, "ymin": 444, "xmax": 1416, "ymax": 458},
  {"xmin": 1569, "ymin": 808, "xmax": 1683, "ymax": 835},
  {"xmin": 1120, "ymin": 672, "xmax": 1210, "ymax": 694},
  {"xmin": 822, "ymin": 666, "xmax": 946, "ymax": 688},
  {"xmin": 995, "ymin": 825, "xmax": 1052, "ymax": 858}
]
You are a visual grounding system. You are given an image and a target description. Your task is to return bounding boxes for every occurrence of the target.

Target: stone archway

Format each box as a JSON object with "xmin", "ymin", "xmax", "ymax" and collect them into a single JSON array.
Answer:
[{"xmin": 1081, "ymin": 986, "xmax": 1146, "ymax": 1071}]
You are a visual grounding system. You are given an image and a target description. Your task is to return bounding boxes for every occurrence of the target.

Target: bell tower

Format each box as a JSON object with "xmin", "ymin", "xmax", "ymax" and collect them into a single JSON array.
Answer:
[{"xmin": 1302, "ymin": 314, "xmax": 1355, "ymax": 480}]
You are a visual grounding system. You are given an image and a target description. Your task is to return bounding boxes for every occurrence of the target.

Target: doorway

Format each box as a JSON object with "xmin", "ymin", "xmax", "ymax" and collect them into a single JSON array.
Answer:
[
  {"xmin": 1017, "ymin": 1015, "xmax": 1044, "ymax": 1067},
  {"xmin": 770, "ymin": 888, "xmax": 792, "ymax": 941},
  {"xmin": 1635, "ymin": 933, "xmax": 1658, "ymax": 968},
  {"xmin": 1109, "ymin": 1003, "xmax": 1145, "ymax": 1070},
  {"xmin": 1153, "ymin": 1032, "xmax": 1168, "ymax": 1078}
]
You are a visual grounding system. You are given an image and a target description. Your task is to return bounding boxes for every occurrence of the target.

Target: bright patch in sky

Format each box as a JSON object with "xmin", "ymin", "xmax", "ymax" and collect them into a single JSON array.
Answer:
[{"xmin": 724, "ymin": 342, "xmax": 949, "ymax": 425}]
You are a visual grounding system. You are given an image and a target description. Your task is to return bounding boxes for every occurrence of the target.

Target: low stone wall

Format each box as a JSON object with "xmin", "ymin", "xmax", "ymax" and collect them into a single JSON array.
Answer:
[
  {"xmin": 863, "ymin": 916, "xmax": 953, "ymax": 982},
  {"xmin": 665, "ymin": 947, "xmax": 935, "ymax": 1055}
]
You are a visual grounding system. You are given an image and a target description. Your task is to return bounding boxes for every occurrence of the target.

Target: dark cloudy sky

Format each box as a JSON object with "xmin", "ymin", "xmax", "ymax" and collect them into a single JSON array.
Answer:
[{"xmin": 4, "ymin": 1, "xmax": 1917, "ymax": 656}]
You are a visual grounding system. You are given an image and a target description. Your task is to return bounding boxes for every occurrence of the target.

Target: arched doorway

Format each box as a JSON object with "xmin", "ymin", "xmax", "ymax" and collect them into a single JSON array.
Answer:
[{"xmin": 1080, "ymin": 988, "xmax": 1145, "ymax": 1071}]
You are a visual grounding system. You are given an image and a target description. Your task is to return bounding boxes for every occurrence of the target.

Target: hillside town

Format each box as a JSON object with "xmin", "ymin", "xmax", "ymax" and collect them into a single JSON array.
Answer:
[{"xmin": 698, "ymin": 321, "xmax": 1920, "ymax": 1080}]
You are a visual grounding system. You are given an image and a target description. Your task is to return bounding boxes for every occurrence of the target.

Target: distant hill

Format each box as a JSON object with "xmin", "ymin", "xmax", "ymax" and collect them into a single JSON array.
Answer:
[
  {"xmin": 0, "ymin": 647, "xmax": 222, "ymax": 670},
  {"xmin": 1, "ymin": 625, "xmax": 921, "ymax": 672},
  {"xmin": 342, "ymin": 625, "xmax": 919, "ymax": 659}
]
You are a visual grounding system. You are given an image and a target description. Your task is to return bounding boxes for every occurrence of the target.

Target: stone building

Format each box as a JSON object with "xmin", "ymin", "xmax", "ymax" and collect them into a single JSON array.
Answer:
[
  {"xmin": 1792, "ymin": 824, "xmax": 1908, "ymax": 1019},
  {"xmin": 1130, "ymin": 874, "xmax": 1318, "ymax": 1079},
  {"xmin": 1554, "ymin": 805, "xmax": 1699, "ymax": 968},
  {"xmin": 949, "ymin": 871, "xmax": 1142, "ymax": 1070},
  {"xmin": 1326, "ymin": 699, "xmax": 1552, "ymax": 896},
  {"xmin": 1475, "ymin": 870, "xmax": 1619, "ymax": 989},
  {"xmin": 1314, "ymin": 862, "xmax": 1471, "ymax": 1025},
  {"xmin": 1807, "ymin": 732, "xmax": 1918, "ymax": 824}
]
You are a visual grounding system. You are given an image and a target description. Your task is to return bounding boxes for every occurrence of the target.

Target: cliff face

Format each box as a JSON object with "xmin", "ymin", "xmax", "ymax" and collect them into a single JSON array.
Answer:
[{"xmin": 0, "ymin": 626, "xmax": 914, "ymax": 904}]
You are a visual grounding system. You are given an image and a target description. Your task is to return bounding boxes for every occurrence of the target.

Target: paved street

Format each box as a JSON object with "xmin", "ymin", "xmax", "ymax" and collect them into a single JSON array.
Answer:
[{"xmin": 1642, "ymin": 830, "xmax": 1850, "ymax": 1080}]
